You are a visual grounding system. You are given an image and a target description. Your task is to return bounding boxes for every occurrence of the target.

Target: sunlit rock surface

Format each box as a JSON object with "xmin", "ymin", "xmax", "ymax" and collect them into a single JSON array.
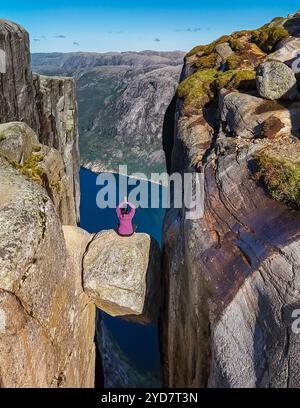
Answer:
[
  {"xmin": 0, "ymin": 19, "xmax": 79, "ymax": 225},
  {"xmin": 83, "ymin": 230, "xmax": 161, "ymax": 324},
  {"xmin": 0, "ymin": 19, "xmax": 94, "ymax": 388},
  {"xmin": 0, "ymin": 161, "xmax": 95, "ymax": 387},
  {"xmin": 161, "ymin": 11, "xmax": 300, "ymax": 388}
]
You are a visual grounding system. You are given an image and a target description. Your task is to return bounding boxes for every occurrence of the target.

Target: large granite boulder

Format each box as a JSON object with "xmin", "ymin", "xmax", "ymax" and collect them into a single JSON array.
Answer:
[
  {"xmin": 0, "ymin": 122, "xmax": 39, "ymax": 163},
  {"xmin": 256, "ymin": 60, "xmax": 298, "ymax": 100},
  {"xmin": 219, "ymin": 89, "xmax": 300, "ymax": 140},
  {"xmin": 83, "ymin": 230, "xmax": 161, "ymax": 324}
]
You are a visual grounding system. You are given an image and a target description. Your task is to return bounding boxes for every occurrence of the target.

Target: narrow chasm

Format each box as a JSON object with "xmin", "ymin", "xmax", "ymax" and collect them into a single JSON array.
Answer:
[{"xmin": 80, "ymin": 168, "xmax": 166, "ymax": 388}]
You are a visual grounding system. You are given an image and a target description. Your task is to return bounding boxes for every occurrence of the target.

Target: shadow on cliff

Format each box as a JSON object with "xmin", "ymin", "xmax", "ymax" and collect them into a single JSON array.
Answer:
[
  {"xmin": 253, "ymin": 291, "xmax": 275, "ymax": 387},
  {"xmin": 253, "ymin": 292, "xmax": 300, "ymax": 388},
  {"xmin": 162, "ymin": 95, "xmax": 177, "ymax": 174},
  {"xmin": 284, "ymin": 17, "xmax": 300, "ymax": 38},
  {"xmin": 95, "ymin": 313, "xmax": 104, "ymax": 388}
]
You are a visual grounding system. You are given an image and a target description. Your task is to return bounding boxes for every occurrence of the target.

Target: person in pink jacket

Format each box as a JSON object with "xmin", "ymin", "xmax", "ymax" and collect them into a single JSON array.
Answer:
[{"xmin": 116, "ymin": 196, "xmax": 136, "ymax": 236}]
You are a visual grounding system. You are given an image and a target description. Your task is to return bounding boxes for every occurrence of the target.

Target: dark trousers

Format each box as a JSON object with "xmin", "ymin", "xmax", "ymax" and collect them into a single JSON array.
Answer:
[{"xmin": 115, "ymin": 224, "xmax": 137, "ymax": 237}]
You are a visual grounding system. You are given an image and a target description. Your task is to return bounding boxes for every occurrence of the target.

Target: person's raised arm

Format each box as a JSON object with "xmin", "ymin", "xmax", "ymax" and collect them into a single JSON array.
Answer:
[
  {"xmin": 127, "ymin": 201, "xmax": 136, "ymax": 210},
  {"xmin": 127, "ymin": 201, "xmax": 136, "ymax": 218},
  {"xmin": 116, "ymin": 200, "xmax": 125, "ymax": 217}
]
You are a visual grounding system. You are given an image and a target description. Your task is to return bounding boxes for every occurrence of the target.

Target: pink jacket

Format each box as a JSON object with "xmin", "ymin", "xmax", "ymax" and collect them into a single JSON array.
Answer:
[{"xmin": 116, "ymin": 201, "xmax": 136, "ymax": 236}]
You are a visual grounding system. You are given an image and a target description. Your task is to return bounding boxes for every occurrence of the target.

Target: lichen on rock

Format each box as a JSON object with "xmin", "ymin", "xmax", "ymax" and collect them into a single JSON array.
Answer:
[{"xmin": 256, "ymin": 60, "xmax": 298, "ymax": 100}]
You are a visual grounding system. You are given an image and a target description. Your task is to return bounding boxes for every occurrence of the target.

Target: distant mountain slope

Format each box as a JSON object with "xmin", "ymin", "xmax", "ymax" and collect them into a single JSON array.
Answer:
[{"xmin": 32, "ymin": 51, "xmax": 184, "ymax": 176}]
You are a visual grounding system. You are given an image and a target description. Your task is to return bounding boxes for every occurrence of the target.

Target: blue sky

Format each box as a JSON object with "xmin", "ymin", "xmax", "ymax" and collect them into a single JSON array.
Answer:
[{"xmin": 0, "ymin": 1, "xmax": 298, "ymax": 53}]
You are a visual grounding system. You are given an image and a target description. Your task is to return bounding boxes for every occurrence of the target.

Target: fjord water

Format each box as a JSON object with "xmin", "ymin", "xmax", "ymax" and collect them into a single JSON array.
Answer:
[{"xmin": 80, "ymin": 167, "xmax": 165, "ymax": 387}]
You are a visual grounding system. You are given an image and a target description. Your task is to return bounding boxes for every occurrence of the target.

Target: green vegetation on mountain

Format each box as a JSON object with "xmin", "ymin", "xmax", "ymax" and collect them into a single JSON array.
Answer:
[
  {"xmin": 178, "ymin": 17, "xmax": 289, "ymax": 115},
  {"xmin": 252, "ymin": 25, "xmax": 289, "ymax": 52},
  {"xmin": 254, "ymin": 151, "xmax": 300, "ymax": 210}
]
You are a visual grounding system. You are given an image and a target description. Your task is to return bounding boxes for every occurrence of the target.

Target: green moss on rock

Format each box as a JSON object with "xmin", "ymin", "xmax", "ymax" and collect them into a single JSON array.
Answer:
[
  {"xmin": 9, "ymin": 154, "xmax": 45, "ymax": 183},
  {"xmin": 177, "ymin": 69, "xmax": 217, "ymax": 113},
  {"xmin": 228, "ymin": 37, "xmax": 242, "ymax": 51},
  {"xmin": 226, "ymin": 54, "xmax": 243, "ymax": 70},
  {"xmin": 186, "ymin": 35, "xmax": 231, "ymax": 58},
  {"xmin": 225, "ymin": 69, "xmax": 256, "ymax": 90},
  {"xmin": 254, "ymin": 151, "xmax": 300, "ymax": 210},
  {"xmin": 194, "ymin": 52, "xmax": 219, "ymax": 70},
  {"xmin": 182, "ymin": 16, "xmax": 288, "ymax": 115},
  {"xmin": 252, "ymin": 25, "xmax": 289, "ymax": 53},
  {"xmin": 177, "ymin": 68, "xmax": 256, "ymax": 113}
]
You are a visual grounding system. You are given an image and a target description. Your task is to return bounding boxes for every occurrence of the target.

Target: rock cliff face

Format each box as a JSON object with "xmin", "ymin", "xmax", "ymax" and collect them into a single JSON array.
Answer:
[
  {"xmin": 162, "ymin": 12, "xmax": 300, "ymax": 387},
  {"xmin": 33, "ymin": 74, "xmax": 80, "ymax": 224},
  {"xmin": 0, "ymin": 20, "xmax": 93, "ymax": 388},
  {"xmin": 32, "ymin": 51, "xmax": 184, "ymax": 176},
  {"xmin": 0, "ymin": 19, "xmax": 79, "ymax": 224}
]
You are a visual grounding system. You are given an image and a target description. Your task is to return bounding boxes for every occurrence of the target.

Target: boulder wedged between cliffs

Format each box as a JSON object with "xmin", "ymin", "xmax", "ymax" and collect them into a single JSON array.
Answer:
[{"xmin": 83, "ymin": 230, "xmax": 161, "ymax": 324}]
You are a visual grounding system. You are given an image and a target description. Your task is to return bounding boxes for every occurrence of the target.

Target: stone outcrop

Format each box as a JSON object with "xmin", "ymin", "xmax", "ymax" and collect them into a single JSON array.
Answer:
[
  {"xmin": 0, "ymin": 20, "xmax": 94, "ymax": 388},
  {"xmin": 0, "ymin": 122, "xmax": 39, "ymax": 163},
  {"xmin": 33, "ymin": 74, "xmax": 80, "ymax": 224},
  {"xmin": 0, "ymin": 160, "xmax": 95, "ymax": 387},
  {"xmin": 219, "ymin": 90, "xmax": 300, "ymax": 139},
  {"xmin": 215, "ymin": 42, "xmax": 234, "ymax": 65},
  {"xmin": 0, "ymin": 20, "xmax": 39, "ymax": 130},
  {"xmin": 83, "ymin": 230, "xmax": 161, "ymax": 324},
  {"xmin": 0, "ymin": 122, "xmax": 76, "ymax": 224},
  {"xmin": 267, "ymin": 37, "xmax": 300, "ymax": 66},
  {"xmin": 161, "ymin": 11, "xmax": 300, "ymax": 388},
  {"xmin": 256, "ymin": 60, "xmax": 298, "ymax": 100},
  {"xmin": 0, "ymin": 19, "xmax": 79, "ymax": 225}
]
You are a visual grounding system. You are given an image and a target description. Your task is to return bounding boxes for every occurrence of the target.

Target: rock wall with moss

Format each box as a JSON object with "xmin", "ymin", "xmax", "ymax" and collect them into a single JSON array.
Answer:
[{"xmin": 161, "ymin": 11, "xmax": 300, "ymax": 387}]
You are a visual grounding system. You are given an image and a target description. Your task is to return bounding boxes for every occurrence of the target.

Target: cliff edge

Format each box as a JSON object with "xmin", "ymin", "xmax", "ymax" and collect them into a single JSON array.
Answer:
[
  {"xmin": 0, "ymin": 20, "xmax": 94, "ymax": 387},
  {"xmin": 162, "ymin": 11, "xmax": 300, "ymax": 388}
]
